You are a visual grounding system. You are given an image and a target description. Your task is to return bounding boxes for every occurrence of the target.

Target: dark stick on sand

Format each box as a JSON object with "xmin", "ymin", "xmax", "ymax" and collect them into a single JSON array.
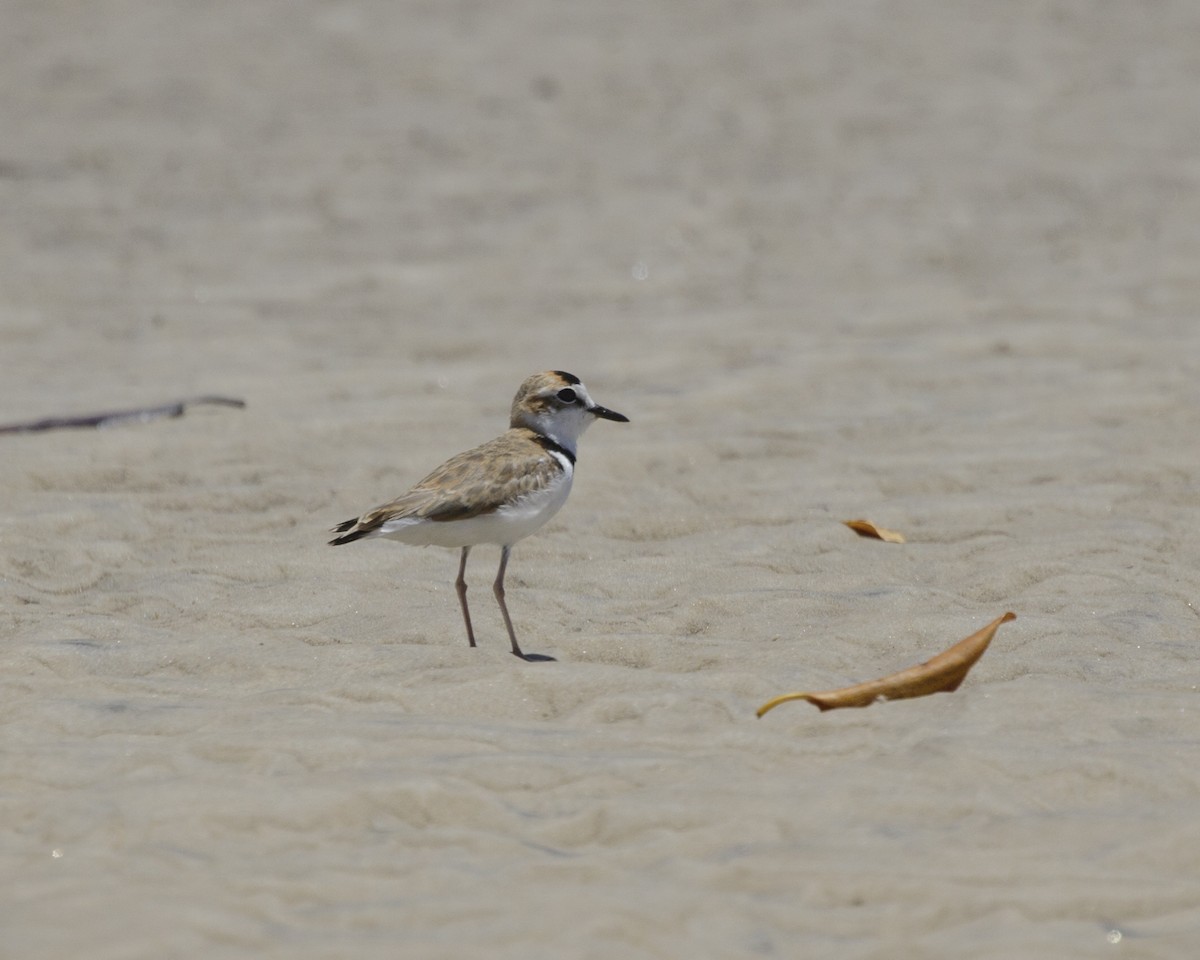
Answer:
[{"xmin": 0, "ymin": 395, "xmax": 246, "ymax": 435}]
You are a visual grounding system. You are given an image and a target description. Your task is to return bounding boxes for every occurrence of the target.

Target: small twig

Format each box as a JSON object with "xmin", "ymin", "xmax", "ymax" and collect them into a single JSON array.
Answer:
[{"xmin": 0, "ymin": 395, "xmax": 246, "ymax": 435}]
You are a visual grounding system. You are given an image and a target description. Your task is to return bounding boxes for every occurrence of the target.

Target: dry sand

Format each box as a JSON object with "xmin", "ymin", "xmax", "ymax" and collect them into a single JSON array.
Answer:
[{"xmin": 4, "ymin": 2, "xmax": 1200, "ymax": 957}]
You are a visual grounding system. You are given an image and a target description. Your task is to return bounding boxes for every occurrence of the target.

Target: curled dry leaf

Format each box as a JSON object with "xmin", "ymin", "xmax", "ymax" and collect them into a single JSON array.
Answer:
[
  {"xmin": 843, "ymin": 519, "xmax": 906, "ymax": 543},
  {"xmin": 757, "ymin": 612, "xmax": 1016, "ymax": 717}
]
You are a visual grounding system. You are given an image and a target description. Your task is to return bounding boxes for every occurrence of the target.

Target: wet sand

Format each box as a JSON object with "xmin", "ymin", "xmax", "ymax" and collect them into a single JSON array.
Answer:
[{"xmin": 4, "ymin": 2, "xmax": 1200, "ymax": 957}]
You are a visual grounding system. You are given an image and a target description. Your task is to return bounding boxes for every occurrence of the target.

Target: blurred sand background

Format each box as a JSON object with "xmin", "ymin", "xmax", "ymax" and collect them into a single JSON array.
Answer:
[{"xmin": 4, "ymin": 1, "xmax": 1200, "ymax": 957}]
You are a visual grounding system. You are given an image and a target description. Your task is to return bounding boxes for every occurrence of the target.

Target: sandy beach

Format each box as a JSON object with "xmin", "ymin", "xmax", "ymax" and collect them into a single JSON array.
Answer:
[{"xmin": 4, "ymin": 2, "xmax": 1200, "ymax": 957}]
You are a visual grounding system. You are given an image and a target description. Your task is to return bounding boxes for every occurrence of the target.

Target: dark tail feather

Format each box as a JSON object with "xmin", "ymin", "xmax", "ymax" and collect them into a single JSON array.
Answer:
[{"xmin": 328, "ymin": 518, "xmax": 368, "ymax": 545}]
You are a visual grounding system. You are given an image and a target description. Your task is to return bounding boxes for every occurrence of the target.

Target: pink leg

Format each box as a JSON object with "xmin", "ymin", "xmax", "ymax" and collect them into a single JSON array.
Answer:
[
  {"xmin": 455, "ymin": 546, "xmax": 476, "ymax": 648},
  {"xmin": 492, "ymin": 545, "xmax": 526, "ymax": 659}
]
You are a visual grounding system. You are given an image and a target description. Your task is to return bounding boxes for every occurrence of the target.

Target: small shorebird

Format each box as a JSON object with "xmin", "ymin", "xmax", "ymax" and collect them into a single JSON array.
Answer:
[{"xmin": 329, "ymin": 371, "xmax": 628, "ymax": 661}]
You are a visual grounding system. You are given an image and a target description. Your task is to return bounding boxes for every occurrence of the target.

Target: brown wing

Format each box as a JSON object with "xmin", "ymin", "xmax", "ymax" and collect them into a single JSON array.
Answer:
[{"xmin": 329, "ymin": 429, "xmax": 563, "ymax": 542}]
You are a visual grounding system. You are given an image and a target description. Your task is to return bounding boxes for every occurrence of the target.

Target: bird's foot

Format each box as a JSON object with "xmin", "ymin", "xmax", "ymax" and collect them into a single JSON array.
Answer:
[{"xmin": 513, "ymin": 650, "xmax": 557, "ymax": 663}]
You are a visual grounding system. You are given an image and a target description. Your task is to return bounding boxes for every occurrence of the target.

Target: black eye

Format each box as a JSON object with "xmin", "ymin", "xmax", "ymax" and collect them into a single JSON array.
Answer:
[{"xmin": 556, "ymin": 388, "xmax": 577, "ymax": 403}]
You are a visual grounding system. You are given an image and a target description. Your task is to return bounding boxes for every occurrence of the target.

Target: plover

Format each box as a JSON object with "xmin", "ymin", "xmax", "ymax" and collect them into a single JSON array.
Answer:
[{"xmin": 329, "ymin": 371, "xmax": 628, "ymax": 661}]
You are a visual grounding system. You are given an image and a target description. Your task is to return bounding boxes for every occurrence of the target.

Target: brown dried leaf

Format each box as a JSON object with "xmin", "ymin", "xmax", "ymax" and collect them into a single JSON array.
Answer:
[
  {"xmin": 757, "ymin": 612, "xmax": 1016, "ymax": 717},
  {"xmin": 843, "ymin": 519, "xmax": 906, "ymax": 543}
]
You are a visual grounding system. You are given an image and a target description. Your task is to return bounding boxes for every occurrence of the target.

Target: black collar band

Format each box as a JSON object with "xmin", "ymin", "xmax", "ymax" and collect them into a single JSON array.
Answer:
[{"xmin": 534, "ymin": 434, "xmax": 576, "ymax": 466}]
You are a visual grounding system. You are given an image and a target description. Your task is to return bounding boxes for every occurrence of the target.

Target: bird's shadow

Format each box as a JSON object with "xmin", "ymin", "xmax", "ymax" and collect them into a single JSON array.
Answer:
[{"xmin": 517, "ymin": 652, "xmax": 558, "ymax": 663}]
